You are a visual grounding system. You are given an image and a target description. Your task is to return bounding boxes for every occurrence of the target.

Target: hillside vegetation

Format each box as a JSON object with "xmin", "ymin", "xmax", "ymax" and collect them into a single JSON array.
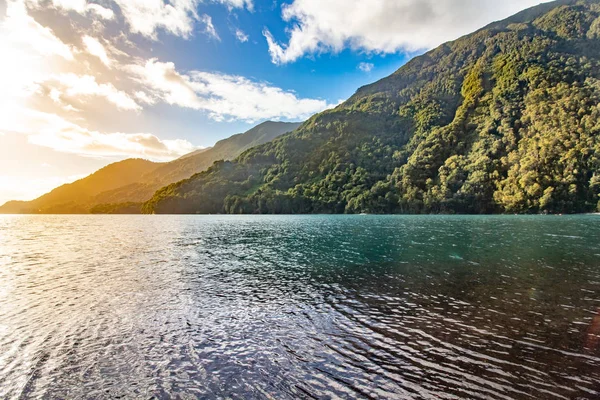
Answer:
[
  {"xmin": 144, "ymin": 0, "xmax": 600, "ymax": 215},
  {"xmin": 0, "ymin": 121, "xmax": 300, "ymax": 213}
]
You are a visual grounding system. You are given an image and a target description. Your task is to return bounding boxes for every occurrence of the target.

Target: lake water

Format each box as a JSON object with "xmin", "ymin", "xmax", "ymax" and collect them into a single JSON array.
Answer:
[{"xmin": 0, "ymin": 215, "xmax": 599, "ymax": 399}]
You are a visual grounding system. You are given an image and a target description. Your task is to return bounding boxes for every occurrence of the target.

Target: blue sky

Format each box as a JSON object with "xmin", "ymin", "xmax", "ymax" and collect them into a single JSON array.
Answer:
[
  {"xmin": 0, "ymin": 0, "xmax": 549, "ymax": 204},
  {"xmin": 100, "ymin": 0, "xmax": 413, "ymax": 146}
]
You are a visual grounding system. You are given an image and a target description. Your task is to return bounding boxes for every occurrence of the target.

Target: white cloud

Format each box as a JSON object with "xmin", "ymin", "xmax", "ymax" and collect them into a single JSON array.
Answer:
[
  {"xmin": 235, "ymin": 28, "xmax": 249, "ymax": 43},
  {"xmin": 86, "ymin": 3, "xmax": 115, "ymax": 19},
  {"xmin": 358, "ymin": 62, "xmax": 374, "ymax": 73},
  {"xmin": 107, "ymin": 0, "xmax": 253, "ymax": 39},
  {"xmin": 134, "ymin": 91, "xmax": 157, "ymax": 105},
  {"xmin": 128, "ymin": 60, "xmax": 201, "ymax": 108},
  {"xmin": 48, "ymin": 73, "xmax": 142, "ymax": 111},
  {"xmin": 49, "ymin": 88, "xmax": 62, "ymax": 103},
  {"xmin": 0, "ymin": 105, "xmax": 197, "ymax": 160},
  {"xmin": 108, "ymin": 0, "xmax": 250, "ymax": 39},
  {"xmin": 3, "ymin": 1, "xmax": 73, "ymax": 61},
  {"xmin": 0, "ymin": 0, "xmax": 74, "ymax": 111},
  {"xmin": 111, "ymin": 0, "xmax": 201, "ymax": 39},
  {"xmin": 264, "ymin": 0, "xmax": 552, "ymax": 64},
  {"xmin": 200, "ymin": 14, "xmax": 219, "ymax": 40},
  {"xmin": 22, "ymin": 0, "xmax": 252, "ymax": 40},
  {"xmin": 82, "ymin": 36, "xmax": 112, "ymax": 67},
  {"xmin": 48, "ymin": 88, "xmax": 83, "ymax": 112},
  {"xmin": 214, "ymin": 0, "xmax": 253, "ymax": 11},
  {"xmin": 63, "ymin": 104, "xmax": 81, "ymax": 112},
  {"xmin": 26, "ymin": 0, "xmax": 115, "ymax": 19},
  {"xmin": 43, "ymin": 0, "xmax": 87, "ymax": 13},
  {"xmin": 30, "ymin": 129, "xmax": 197, "ymax": 160},
  {"xmin": 128, "ymin": 59, "xmax": 333, "ymax": 122}
]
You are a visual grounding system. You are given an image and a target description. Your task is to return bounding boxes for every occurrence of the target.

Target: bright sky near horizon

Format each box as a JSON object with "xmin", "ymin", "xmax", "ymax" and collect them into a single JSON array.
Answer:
[{"xmin": 0, "ymin": 0, "xmax": 550, "ymax": 205}]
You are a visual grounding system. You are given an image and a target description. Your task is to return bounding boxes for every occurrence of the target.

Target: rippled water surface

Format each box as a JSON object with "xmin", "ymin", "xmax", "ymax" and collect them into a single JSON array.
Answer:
[{"xmin": 1, "ymin": 215, "xmax": 600, "ymax": 399}]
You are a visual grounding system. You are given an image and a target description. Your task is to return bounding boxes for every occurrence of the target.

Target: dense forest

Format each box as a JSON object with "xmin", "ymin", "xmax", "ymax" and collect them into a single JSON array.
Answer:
[
  {"xmin": 143, "ymin": 0, "xmax": 600, "ymax": 215},
  {"xmin": 0, "ymin": 122, "xmax": 300, "ymax": 214}
]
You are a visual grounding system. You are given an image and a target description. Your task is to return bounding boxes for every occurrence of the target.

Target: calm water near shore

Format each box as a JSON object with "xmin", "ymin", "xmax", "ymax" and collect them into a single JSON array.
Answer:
[{"xmin": 0, "ymin": 215, "xmax": 599, "ymax": 399}]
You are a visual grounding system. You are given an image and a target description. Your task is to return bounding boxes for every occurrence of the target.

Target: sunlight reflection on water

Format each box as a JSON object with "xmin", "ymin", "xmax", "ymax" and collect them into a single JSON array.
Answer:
[{"xmin": 0, "ymin": 214, "xmax": 599, "ymax": 399}]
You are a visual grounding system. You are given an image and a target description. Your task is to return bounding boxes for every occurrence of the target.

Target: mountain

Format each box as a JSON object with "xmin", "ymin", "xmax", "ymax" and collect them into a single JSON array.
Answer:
[
  {"xmin": 140, "ymin": 121, "xmax": 302, "ymax": 187},
  {"xmin": 144, "ymin": 0, "xmax": 600, "ymax": 215},
  {"xmin": 1, "ymin": 159, "xmax": 159, "ymax": 214},
  {"xmin": 0, "ymin": 121, "xmax": 301, "ymax": 214}
]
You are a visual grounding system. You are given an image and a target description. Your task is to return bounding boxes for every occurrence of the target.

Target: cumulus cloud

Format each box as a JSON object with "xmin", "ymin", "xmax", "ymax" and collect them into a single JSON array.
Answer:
[
  {"xmin": 108, "ymin": 0, "xmax": 251, "ymax": 39},
  {"xmin": 128, "ymin": 60, "xmax": 200, "ymax": 108},
  {"xmin": 48, "ymin": 73, "xmax": 142, "ymax": 111},
  {"xmin": 358, "ymin": 62, "xmax": 374, "ymax": 73},
  {"xmin": 82, "ymin": 36, "xmax": 112, "ymax": 67},
  {"xmin": 264, "ymin": 0, "xmax": 551, "ymax": 64},
  {"xmin": 127, "ymin": 59, "xmax": 333, "ymax": 122},
  {"xmin": 111, "ymin": 0, "xmax": 201, "ymax": 39},
  {"xmin": 0, "ymin": 106, "xmax": 196, "ymax": 160},
  {"xmin": 235, "ymin": 28, "xmax": 249, "ymax": 43}
]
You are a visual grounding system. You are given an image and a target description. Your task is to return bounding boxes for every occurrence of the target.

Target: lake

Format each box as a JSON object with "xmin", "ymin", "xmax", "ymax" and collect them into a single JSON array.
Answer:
[{"xmin": 0, "ymin": 215, "xmax": 599, "ymax": 399}]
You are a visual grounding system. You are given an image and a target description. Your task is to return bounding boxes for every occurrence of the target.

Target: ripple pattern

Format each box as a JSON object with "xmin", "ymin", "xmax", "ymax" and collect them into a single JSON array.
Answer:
[{"xmin": 0, "ymin": 215, "xmax": 599, "ymax": 399}]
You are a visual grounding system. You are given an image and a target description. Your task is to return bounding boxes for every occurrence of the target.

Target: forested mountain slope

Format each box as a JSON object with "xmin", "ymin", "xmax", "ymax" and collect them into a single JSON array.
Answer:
[
  {"xmin": 144, "ymin": 0, "xmax": 600, "ymax": 215},
  {"xmin": 0, "ymin": 121, "xmax": 300, "ymax": 213}
]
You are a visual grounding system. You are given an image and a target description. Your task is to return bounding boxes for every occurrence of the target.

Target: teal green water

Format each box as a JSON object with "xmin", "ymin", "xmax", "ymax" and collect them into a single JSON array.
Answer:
[{"xmin": 0, "ymin": 215, "xmax": 599, "ymax": 398}]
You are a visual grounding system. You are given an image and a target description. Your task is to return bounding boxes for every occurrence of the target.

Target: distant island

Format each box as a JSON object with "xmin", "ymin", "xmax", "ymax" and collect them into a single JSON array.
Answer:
[{"xmin": 4, "ymin": 0, "xmax": 600, "ymax": 215}]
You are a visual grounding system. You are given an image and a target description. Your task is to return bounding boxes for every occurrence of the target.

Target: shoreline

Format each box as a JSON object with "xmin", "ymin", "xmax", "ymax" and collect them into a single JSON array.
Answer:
[{"xmin": 0, "ymin": 213, "xmax": 598, "ymax": 216}]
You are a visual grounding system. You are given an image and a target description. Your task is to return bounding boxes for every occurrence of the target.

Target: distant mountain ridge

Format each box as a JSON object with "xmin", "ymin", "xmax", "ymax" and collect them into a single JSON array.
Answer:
[
  {"xmin": 142, "ymin": 121, "xmax": 302, "ymax": 187},
  {"xmin": 0, "ymin": 121, "xmax": 301, "ymax": 214},
  {"xmin": 143, "ymin": 0, "xmax": 600, "ymax": 215}
]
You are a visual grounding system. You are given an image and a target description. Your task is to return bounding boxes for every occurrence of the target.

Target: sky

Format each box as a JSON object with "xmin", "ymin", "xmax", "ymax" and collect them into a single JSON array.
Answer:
[{"xmin": 0, "ymin": 0, "xmax": 550, "ymax": 205}]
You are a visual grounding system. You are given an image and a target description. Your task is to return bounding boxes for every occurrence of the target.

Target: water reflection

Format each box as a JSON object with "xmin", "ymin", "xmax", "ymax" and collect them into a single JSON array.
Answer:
[{"xmin": 0, "ymin": 215, "xmax": 599, "ymax": 398}]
